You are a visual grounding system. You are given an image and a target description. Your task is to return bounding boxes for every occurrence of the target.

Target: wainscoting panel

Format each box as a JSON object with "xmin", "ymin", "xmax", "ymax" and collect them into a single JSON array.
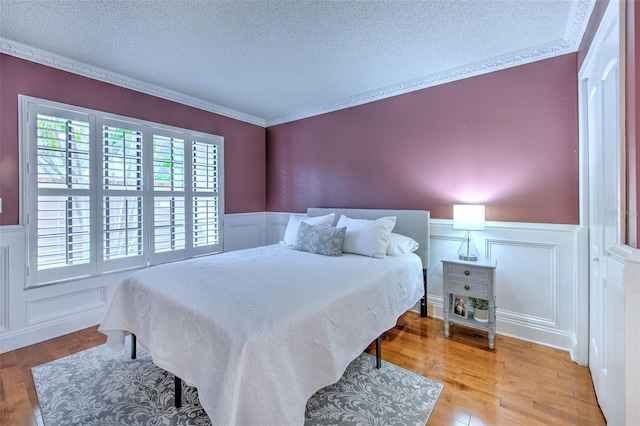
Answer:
[
  {"xmin": 606, "ymin": 245, "xmax": 640, "ymax": 425},
  {"xmin": 486, "ymin": 240, "xmax": 558, "ymax": 326},
  {"xmin": 0, "ymin": 246, "xmax": 8, "ymax": 332},
  {"xmin": 623, "ymin": 247, "xmax": 640, "ymax": 423},
  {"xmin": 0, "ymin": 222, "xmax": 130, "ymax": 353},
  {"xmin": 266, "ymin": 213, "xmax": 583, "ymax": 357},
  {"xmin": 223, "ymin": 212, "xmax": 266, "ymax": 252},
  {"xmin": 0, "ymin": 212, "xmax": 269, "ymax": 353},
  {"xmin": 27, "ymin": 287, "xmax": 107, "ymax": 325},
  {"xmin": 2, "ymin": 214, "xmax": 588, "ymax": 361},
  {"xmin": 265, "ymin": 213, "xmax": 290, "ymax": 245},
  {"xmin": 425, "ymin": 220, "xmax": 583, "ymax": 358},
  {"xmin": 0, "ymin": 226, "xmax": 27, "ymax": 337}
]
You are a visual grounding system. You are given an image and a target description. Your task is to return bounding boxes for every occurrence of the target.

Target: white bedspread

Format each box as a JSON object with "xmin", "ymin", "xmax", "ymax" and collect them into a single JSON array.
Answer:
[{"xmin": 99, "ymin": 244, "xmax": 423, "ymax": 426}]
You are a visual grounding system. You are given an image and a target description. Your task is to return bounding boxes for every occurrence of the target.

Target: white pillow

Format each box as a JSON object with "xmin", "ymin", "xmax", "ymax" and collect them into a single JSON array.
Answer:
[
  {"xmin": 336, "ymin": 215, "xmax": 397, "ymax": 258},
  {"xmin": 386, "ymin": 233, "xmax": 419, "ymax": 256},
  {"xmin": 281, "ymin": 213, "xmax": 335, "ymax": 246}
]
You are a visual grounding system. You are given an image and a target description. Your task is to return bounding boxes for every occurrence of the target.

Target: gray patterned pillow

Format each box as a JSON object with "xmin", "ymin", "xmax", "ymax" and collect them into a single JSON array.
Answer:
[{"xmin": 294, "ymin": 222, "xmax": 346, "ymax": 256}]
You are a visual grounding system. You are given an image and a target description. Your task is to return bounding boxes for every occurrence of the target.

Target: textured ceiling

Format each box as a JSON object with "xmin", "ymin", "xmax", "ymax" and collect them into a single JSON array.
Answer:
[{"xmin": 0, "ymin": 0, "xmax": 594, "ymax": 126}]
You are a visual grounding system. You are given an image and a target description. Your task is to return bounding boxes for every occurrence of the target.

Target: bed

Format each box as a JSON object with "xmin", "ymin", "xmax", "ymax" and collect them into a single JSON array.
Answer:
[{"xmin": 99, "ymin": 208, "xmax": 430, "ymax": 425}]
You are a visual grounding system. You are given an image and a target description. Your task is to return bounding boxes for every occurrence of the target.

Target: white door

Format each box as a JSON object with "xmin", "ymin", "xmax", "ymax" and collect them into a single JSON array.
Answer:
[{"xmin": 580, "ymin": 0, "xmax": 623, "ymax": 422}]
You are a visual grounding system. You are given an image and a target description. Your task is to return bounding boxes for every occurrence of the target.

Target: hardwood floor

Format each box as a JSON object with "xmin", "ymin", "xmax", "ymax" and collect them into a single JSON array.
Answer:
[{"xmin": 0, "ymin": 311, "xmax": 605, "ymax": 425}]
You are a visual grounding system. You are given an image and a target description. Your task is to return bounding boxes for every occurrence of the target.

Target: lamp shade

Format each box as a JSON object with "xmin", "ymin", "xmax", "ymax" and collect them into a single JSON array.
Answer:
[{"xmin": 453, "ymin": 205, "xmax": 485, "ymax": 231}]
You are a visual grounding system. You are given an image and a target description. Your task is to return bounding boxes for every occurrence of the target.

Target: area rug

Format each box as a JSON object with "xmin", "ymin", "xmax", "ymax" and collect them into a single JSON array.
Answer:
[{"xmin": 32, "ymin": 339, "xmax": 443, "ymax": 426}]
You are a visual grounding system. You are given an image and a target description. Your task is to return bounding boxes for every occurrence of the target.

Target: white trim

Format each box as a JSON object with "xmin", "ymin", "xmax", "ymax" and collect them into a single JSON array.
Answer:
[
  {"xmin": 431, "ymin": 218, "xmax": 581, "ymax": 233},
  {"xmin": 578, "ymin": 0, "xmax": 626, "ymax": 422},
  {"xmin": 574, "ymin": 225, "xmax": 590, "ymax": 364},
  {"xmin": 621, "ymin": 246, "xmax": 640, "ymax": 423},
  {"xmin": 606, "ymin": 243, "xmax": 640, "ymax": 425},
  {"xmin": 565, "ymin": 0, "xmax": 598, "ymax": 46},
  {"xmin": 1, "ymin": 214, "xmax": 588, "ymax": 357},
  {"xmin": 577, "ymin": 0, "xmax": 624, "ymax": 372},
  {"xmin": 577, "ymin": 36, "xmax": 591, "ymax": 368},
  {"xmin": 0, "ymin": 246, "xmax": 9, "ymax": 332}
]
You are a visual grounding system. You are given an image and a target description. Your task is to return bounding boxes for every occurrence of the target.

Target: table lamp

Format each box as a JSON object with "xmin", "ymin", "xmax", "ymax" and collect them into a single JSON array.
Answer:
[{"xmin": 453, "ymin": 204, "xmax": 485, "ymax": 261}]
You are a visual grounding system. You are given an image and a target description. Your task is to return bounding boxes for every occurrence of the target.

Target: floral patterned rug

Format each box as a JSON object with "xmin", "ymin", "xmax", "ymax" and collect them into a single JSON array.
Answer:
[{"xmin": 32, "ymin": 339, "xmax": 443, "ymax": 426}]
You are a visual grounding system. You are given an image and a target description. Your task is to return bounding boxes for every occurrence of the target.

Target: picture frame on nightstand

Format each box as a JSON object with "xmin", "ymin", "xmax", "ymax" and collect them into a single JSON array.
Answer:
[{"xmin": 452, "ymin": 295, "xmax": 469, "ymax": 319}]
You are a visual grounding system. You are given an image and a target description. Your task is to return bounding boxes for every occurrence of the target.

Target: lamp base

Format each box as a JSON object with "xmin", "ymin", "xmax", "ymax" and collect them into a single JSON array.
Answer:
[
  {"xmin": 458, "ymin": 254, "xmax": 478, "ymax": 261},
  {"xmin": 457, "ymin": 231, "xmax": 480, "ymax": 261}
]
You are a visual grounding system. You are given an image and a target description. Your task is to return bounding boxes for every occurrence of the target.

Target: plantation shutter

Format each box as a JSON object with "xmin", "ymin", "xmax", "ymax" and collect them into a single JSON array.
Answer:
[
  {"xmin": 191, "ymin": 137, "xmax": 223, "ymax": 256},
  {"xmin": 28, "ymin": 104, "xmax": 96, "ymax": 285},
  {"xmin": 22, "ymin": 96, "xmax": 224, "ymax": 287},
  {"xmin": 101, "ymin": 118, "xmax": 146, "ymax": 272},
  {"xmin": 151, "ymin": 130, "xmax": 187, "ymax": 263}
]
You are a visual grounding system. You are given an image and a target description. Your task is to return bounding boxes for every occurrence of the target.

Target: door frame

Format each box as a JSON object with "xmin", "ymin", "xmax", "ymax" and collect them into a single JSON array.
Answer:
[
  {"xmin": 575, "ymin": 0, "xmax": 626, "ymax": 386},
  {"xmin": 577, "ymin": 0, "xmax": 626, "ymax": 367}
]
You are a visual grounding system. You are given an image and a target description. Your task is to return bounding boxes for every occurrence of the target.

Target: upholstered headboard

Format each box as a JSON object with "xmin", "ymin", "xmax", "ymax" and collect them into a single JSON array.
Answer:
[{"xmin": 306, "ymin": 208, "xmax": 430, "ymax": 271}]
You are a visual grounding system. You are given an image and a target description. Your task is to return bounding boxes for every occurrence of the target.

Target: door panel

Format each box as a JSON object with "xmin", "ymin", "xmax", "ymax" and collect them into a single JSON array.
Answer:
[{"xmin": 581, "ymin": 1, "xmax": 621, "ymax": 422}]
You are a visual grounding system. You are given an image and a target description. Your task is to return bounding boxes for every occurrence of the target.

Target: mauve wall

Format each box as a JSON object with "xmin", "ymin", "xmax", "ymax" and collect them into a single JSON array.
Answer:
[
  {"xmin": 0, "ymin": 54, "xmax": 266, "ymax": 226},
  {"xmin": 267, "ymin": 54, "xmax": 579, "ymax": 224}
]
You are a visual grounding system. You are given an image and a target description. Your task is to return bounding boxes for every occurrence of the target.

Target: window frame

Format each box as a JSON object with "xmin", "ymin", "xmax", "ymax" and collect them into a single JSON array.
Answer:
[{"xmin": 20, "ymin": 95, "xmax": 225, "ymax": 287}]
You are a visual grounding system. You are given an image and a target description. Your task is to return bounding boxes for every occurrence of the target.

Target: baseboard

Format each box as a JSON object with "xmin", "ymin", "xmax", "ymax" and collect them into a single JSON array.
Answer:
[
  {"xmin": 0, "ymin": 307, "xmax": 106, "ymax": 354},
  {"xmin": 426, "ymin": 295, "xmax": 576, "ymax": 355}
]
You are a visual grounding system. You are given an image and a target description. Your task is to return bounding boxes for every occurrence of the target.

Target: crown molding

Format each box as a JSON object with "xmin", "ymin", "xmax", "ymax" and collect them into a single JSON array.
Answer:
[
  {"xmin": 564, "ymin": 0, "xmax": 597, "ymax": 47},
  {"xmin": 265, "ymin": 40, "xmax": 574, "ymax": 126},
  {"xmin": 1, "ymin": 0, "xmax": 593, "ymax": 129},
  {"xmin": 0, "ymin": 37, "xmax": 266, "ymax": 128},
  {"xmin": 265, "ymin": 0, "xmax": 595, "ymax": 127}
]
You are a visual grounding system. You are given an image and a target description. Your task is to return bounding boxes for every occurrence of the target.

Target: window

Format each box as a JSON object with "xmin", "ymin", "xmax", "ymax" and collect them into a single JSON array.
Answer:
[
  {"xmin": 151, "ymin": 132, "xmax": 186, "ymax": 261},
  {"xmin": 21, "ymin": 96, "xmax": 224, "ymax": 286}
]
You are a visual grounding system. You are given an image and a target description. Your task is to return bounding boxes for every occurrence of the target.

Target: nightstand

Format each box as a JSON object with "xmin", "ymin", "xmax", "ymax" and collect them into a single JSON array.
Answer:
[{"xmin": 442, "ymin": 255, "xmax": 498, "ymax": 349}]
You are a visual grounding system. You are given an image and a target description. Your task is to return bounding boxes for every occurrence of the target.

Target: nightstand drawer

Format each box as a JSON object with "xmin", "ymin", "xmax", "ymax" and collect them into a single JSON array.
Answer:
[
  {"xmin": 447, "ymin": 280, "xmax": 489, "ymax": 299},
  {"xmin": 446, "ymin": 264, "xmax": 491, "ymax": 285}
]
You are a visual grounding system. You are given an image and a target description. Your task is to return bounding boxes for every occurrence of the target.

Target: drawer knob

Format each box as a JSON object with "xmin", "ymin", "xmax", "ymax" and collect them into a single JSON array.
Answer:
[
  {"xmin": 464, "ymin": 270, "xmax": 470, "ymax": 276},
  {"xmin": 464, "ymin": 285, "xmax": 470, "ymax": 290}
]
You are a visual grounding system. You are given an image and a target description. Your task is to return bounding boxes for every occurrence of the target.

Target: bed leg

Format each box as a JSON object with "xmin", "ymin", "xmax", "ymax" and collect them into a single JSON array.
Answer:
[
  {"xmin": 420, "ymin": 268, "xmax": 428, "ymax": 318},
  {"xmin": 175, "ymin": 376, "xmax": 182, "ymax": 408},
  {"xmin": 375, "ymin": 337, "xmax": 381, "ymax": 369},
  {"xmin": 131, "ymin": 334, "xmax": 137, "ymax": 359}
]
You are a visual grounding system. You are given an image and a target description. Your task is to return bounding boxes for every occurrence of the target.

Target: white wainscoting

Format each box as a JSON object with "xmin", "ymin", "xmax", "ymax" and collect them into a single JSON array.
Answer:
[
  {"xmin": 0, "ymin": 213, "xmax": 595, "ymax": 363},
  {"xmin": 608, "ymin": 244, "xmax": 640, "ymax": 424},
  {"xmin": 223, "ymin": 212, "xmax": 268, "ymax": 252},
  {"xmin": 0, "ymin": 213, "xmax": 269, "ymax": 354},
  {"xmin": 428, "ymin": 220, "xmax": 588, "ymax": 361},
  {"xmin": 0, "ymin": 225, "xmax": 130, "ymax": 353},
  {"xmin": 264, "ymin": 213, "xmax": 588, "ymax": 361},
  {"xmin": 624, "ymin": 247, "xmax": 640, "ymax": 424}
]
